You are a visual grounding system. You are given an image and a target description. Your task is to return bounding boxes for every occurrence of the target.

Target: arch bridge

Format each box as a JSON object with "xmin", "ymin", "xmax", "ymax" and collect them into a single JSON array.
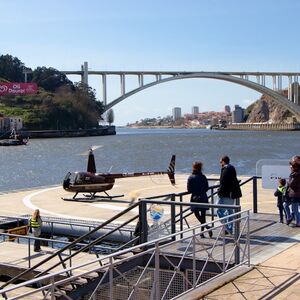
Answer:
[{"xmin": 63, "ymin": 62, "xmax": 300, "ymax": 120}]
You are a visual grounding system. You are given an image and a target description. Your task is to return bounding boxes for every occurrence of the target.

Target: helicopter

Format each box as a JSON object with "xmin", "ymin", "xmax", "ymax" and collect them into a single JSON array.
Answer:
[{"xmin": 62, "ymin": 149, "xmax": 176, "ymax": 201}]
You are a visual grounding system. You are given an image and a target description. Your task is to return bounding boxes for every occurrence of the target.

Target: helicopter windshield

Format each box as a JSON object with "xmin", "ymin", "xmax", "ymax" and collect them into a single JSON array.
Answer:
[{"xmin": 63, "ymin": 172, "xmax": 77, "ymax": 185}]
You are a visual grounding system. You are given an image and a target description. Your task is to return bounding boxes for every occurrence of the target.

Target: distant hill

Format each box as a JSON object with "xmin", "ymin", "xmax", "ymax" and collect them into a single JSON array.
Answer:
[{"xmin": 0, "ymin": 54, "xmax": 105, "ymax": 130}]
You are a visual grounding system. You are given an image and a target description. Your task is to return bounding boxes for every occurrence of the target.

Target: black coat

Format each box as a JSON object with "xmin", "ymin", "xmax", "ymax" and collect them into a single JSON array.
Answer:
[
  {"xmin": 218, "ymin": 164, "xmax": 242, "ymax": 199},
  {"xmin": 187, "ymin": 172, "xmax": 209, "ymax": 211},
  {"xmin": 274, "ymin": 187, "xmax": 286, "ymax": 207},
  {"xmin": 288, "ymin": 170, "xmax": 300, "ymax": 201}
]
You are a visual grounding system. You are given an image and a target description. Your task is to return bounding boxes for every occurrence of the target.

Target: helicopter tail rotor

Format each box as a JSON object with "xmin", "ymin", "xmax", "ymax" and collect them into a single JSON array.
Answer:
[{"xmin": 167, "ymin": 155, "xmax": 176, "ymax": 185}]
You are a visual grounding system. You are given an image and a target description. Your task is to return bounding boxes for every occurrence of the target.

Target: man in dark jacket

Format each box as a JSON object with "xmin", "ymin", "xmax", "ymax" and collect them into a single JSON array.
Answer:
[
  {"xmin": 217, "ymin": 155, "xmax": 242, "ymax": 234},
  {"xmin": 287, "ymin": 161, "xmax": 300, "ymax": 226}
]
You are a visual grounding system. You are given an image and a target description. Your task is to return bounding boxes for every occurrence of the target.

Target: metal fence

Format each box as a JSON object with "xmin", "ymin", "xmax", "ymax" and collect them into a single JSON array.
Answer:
[
  {"xmin": 0, "ymin": 176, "xmax": 260, "ymax": 299},
  {"xmin": 0, "ymin": 204, "xmax": 250, "ymax": 300}
]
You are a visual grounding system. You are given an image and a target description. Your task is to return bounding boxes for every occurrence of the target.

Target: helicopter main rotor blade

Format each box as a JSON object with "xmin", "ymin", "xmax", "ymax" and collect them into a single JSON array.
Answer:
[{"xmin": 78, "ymin": 145, "xmax": 103, "ymax": 156}]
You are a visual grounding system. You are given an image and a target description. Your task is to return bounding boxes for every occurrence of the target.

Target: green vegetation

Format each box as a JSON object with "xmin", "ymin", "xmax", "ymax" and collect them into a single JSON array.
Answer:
[
  {"xmin": 106, "ymin": 109, "xmax": 114, "ymax": 125},
  {"xmin": 0, "ymin": 54, "xmax": 105, "ymax": 130}
]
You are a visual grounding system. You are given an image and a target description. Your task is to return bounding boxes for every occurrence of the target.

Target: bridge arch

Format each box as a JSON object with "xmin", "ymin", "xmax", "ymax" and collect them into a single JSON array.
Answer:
[{"xmin": 104, "ymin": 73, "xmax": 300, "ymax": 120}]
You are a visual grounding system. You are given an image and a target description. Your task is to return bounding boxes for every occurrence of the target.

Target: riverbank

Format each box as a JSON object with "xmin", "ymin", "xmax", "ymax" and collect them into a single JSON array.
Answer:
[
  {"xmin": 0, "ymin": 126, "xmax": 116, "ymax": 139},
  {"xmin": 126, "ymin": 123, "xmax": 300, "ymax": 131},
  {"xmin": 227, "ymin": 122, "xmax": 300, "ymax": 131}
]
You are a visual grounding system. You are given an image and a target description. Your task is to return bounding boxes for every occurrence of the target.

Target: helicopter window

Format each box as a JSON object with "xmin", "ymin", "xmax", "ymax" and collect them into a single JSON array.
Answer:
[
  {"xmin": 74, "ymin": 173, "xmax": 84, "ymax": 184},
  {"xmin": 70, "ymin": 173, "xmax": 77, "ymax": 183}
]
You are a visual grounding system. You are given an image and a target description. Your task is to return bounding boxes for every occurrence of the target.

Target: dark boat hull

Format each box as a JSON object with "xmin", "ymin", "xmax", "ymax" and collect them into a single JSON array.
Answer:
[{"xmin": 0, "ymin": 139, "xmax": 28, "ymax": 146}]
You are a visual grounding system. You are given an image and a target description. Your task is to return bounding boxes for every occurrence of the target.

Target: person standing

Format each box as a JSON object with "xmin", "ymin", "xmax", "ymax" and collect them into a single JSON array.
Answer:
[
  {"xmin": 187, "ymin": 161, "xmax": 212, "ymax": 238},
  {"xmin": 286, "ymin": 161, "xmax": 300, "ymax": 226},
  {"xmin": 217, "ymin": 156, "xmax": 242, "ymax": 234},
  {"xmin": 30, "ymin": 209, "xmax": 42, "ymax": 252},
  {"xmin": 274, "ymin": 178, "xmax": 287, "ymax": 223}
]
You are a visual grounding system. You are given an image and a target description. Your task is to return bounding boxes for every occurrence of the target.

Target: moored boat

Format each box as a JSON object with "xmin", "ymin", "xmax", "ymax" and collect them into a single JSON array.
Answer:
[
  {"xmin": 0, "ymin": 129, "xmax": 29, "ymax": 146},
  {"xmin": 0, "ymin": 138, "xmax": 28, "ymax": 146}
]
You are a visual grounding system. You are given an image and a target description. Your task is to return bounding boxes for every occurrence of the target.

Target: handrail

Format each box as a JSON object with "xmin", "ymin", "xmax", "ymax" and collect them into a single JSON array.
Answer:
[
  {"xmin": 0, "ymin": 200, "xmax": 140, "ymax": 289},
  {"xmin": 0, "ymin": 209, "xmax": 250, "ymax": 299},
  {"xmin": 0, "ymin": 175, "xmax": 257, "ymax": 292}
]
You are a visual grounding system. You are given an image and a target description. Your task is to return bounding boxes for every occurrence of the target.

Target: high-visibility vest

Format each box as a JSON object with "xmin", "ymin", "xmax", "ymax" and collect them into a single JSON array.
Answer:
[{"xmin": 30, "ymin": 218, "xmax": 40, "ymax": 228}]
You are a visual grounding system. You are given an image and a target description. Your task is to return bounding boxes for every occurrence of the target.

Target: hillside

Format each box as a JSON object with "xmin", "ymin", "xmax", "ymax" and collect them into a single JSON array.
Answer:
[
  {"xmin": 0, "ymin": 54, "xmax": 104, "ymax": 130},
  {"xmin": 0, "ymin": 85, "xmax": 104, "ymax": 130},
  {"xmin": 245, "ymin": 88, "xmax": 299, "ymax": 123}
]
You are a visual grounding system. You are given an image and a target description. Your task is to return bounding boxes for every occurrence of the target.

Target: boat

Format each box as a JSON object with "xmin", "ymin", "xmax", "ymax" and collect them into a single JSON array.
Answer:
[
  {"xmin": 0, "ymin": 139, "xmax": 28, "ymax": 146},
  {"xmin": 0, "ymin": 129, "xmax": 29, "ymax": 146}
]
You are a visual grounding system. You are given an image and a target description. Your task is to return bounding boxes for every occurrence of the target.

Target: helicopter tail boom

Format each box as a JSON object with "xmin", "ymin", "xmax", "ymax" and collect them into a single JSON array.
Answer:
[{"xmin": 111, "ymin": 155, "xmax": 176, "ymax": 185}]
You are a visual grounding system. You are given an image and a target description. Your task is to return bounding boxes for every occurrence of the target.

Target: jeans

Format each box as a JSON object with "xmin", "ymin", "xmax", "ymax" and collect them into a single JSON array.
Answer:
[
  {"xmin": 217, "ymin": 197, "xmax": 235, "ymax": 233},
  {"xmin": 34, "ymin": 238, "xmax": 41, "ymax": 251},
  {"xmin": 283, "ymin": 200, "xmax": 292, "ymax": 221},
  {"xmin": 291, "ymin": 200, "xmax": 300, "ymax": 225}
]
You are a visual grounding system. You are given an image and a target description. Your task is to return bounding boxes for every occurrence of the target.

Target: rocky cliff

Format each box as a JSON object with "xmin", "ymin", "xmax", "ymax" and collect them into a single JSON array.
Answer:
[{"xmin": 246, "ymin": 88, "xmax": 298, "ymax": 123}]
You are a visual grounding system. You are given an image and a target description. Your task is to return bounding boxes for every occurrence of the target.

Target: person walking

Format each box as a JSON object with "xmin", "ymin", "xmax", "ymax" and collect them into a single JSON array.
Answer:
[
  {"xmin": 30, "ymin": 209, "xmax": 42, "ymax": 252},
  {"xmin": 286, "ymin": 160, "xmax": 300, "ymax": 226},
  {"xmin": 217, "ymin": 155, "xmax": 242, "ymax": 234},
  {"xmin": 187, "ymin": 161, "xmax": 212, "ymax": 238}
]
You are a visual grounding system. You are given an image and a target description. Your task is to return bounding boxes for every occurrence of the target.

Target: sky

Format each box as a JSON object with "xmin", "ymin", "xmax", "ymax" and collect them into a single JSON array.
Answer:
[{"xmin": 1, "ymin": 0, "xmax": 300, "ymax": 125}]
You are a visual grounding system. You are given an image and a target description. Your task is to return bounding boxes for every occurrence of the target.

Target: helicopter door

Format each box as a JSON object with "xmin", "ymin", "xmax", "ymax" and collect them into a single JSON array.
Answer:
[{"xmin": 63, "ymin": 172, "xmax": 77, "ymax": 189}]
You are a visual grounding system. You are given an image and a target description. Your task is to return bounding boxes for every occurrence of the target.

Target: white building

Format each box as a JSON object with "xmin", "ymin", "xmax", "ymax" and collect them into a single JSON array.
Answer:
[
  {"xmin": 172, "ymin": 107, "xmax": 182, "ymax": 121},
  {"xmin": 0, "ymin": 116, "xmax": 23, "ymax": 131}
]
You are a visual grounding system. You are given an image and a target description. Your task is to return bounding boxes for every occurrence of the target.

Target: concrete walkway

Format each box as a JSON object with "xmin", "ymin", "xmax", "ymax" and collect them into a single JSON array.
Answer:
[{"xmin": 203, "ymin": 243, "xmax": 300, "ymax": 300}]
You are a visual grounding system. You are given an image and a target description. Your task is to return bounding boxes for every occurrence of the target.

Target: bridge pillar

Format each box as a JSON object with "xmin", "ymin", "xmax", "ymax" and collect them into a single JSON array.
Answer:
[
  {"xmin": 120, "ymin": 74, "xmax": 125, "ymax": 95},
  {"xmin": 138, "ymin": 74, "xmax": 144, "ymax": 87},
  {"xmin": 272, "ymin": 75, "xmax": 277, "ymax": 91},
  {"xmin": 256, "ymin": 75, "xmax": 260, "ymax": 85},
  {"xmin": 156, "ymin": 74, "xmax": 162, "ymax": 81},
  {"xmin": 261, "ymin": 75, "xmax": 265, "ymax": 86},
  {"xmin": 102, "ymin": 74, "xmax": 107, "ymax": 106},
  {"xmin": 288, "ymin": 76, "xmax": 293, "ymax": 101},
  {"xmin": 293, "ymin": 81, "xmax": 299, "ymax": 105},
  {"xmin": 277, "ymin": 75, "xmax": 282, "ymax": 91},
  {"xmin": 81, "ymin": 62, "xmax": 88, "ymax": 85}
]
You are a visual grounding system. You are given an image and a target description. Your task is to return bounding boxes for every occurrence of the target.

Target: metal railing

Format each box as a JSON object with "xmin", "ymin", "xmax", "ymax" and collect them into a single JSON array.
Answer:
[
  {"xmin": 0, "ymin": 232, "xmax": 92, "ymax": 269},
  {"xmin": 0, "ymin": 207, "xmax": 250, "ymax": 300},
  {"xmin": 0, "ymin": 176, "xmax": 260, "ymax": 299}
]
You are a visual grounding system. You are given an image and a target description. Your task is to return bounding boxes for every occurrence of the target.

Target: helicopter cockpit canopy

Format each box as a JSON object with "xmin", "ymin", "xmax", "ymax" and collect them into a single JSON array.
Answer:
[{"xmin": 63, "ymin": 172, "xmax": 82, "ymax": 189}]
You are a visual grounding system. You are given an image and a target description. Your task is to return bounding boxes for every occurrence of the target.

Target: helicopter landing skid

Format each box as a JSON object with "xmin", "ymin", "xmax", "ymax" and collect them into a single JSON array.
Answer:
[
  {"xmin": 61, "ymin": 193, "xmax": 125, "ymax": 203},
  {"xmin": 83, "ymin": 194, "xmax": 125, "ymax": 200}
]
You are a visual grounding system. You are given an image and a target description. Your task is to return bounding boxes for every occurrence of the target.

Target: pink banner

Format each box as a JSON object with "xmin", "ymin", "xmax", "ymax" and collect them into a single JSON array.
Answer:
[{"xmin": 0, "ymin": 83, "xmax": 38, "ymax": 96}]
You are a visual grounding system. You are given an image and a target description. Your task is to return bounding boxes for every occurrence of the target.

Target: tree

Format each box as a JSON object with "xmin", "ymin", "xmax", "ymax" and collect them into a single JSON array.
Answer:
[
  {"xmin": 106, "ymin": 109, "xmax": 114, "ymax": 125},
  {"xmin": 0, "ymin": 54, "xmax": 25, "ymax": 82},
  {"xmin": 32, "ymin": 67, "xmax": 74, "ymax": 92}
]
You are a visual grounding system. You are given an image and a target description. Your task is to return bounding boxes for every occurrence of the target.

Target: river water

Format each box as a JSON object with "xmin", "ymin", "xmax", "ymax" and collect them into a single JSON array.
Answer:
[{"xmin": 0, "ymin": 127, "xmax": 299, "ymax": 192}]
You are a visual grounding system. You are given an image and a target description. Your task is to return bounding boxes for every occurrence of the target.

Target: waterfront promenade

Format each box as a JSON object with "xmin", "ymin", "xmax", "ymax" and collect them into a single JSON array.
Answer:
[
  {"xmin": 0, "ymin": 174, "xmax": 300, "ymax": 299},
  {"xmin": 0, "ymin": 174, "xmax": 280, "ymax": 220}
]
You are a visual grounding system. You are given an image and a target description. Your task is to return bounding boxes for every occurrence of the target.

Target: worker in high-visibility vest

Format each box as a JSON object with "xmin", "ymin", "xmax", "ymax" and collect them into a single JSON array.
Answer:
[{"xmin": 29, "ymin": 209, "xmax": 42, "ymax": 252}]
